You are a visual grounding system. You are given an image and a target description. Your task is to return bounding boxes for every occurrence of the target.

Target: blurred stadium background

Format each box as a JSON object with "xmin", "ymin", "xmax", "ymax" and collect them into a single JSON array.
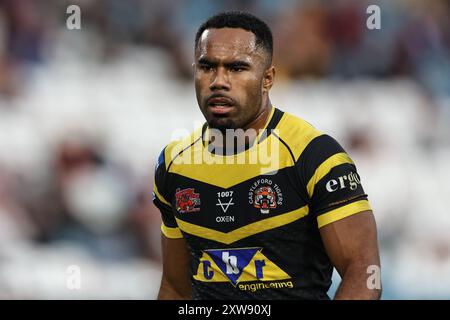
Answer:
[{"xmin": 0, "ymin": 0, "xmax": 449, "ymax": 299}]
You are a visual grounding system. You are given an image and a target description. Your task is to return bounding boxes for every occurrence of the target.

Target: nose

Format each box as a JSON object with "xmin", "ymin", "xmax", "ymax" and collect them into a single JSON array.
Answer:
[{"xmin": 209, "ymin": 68, "xmax": 230, "ymax": 91}]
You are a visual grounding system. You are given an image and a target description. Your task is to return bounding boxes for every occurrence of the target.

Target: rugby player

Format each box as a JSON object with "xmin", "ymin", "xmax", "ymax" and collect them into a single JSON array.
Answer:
[{"xmin": 153, "ymin": 11, "xmax": 381, "ymax": 300}]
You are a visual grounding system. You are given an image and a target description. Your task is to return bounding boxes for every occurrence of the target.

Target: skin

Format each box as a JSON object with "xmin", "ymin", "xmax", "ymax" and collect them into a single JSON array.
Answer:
[
  {"xmin": 194, "ymin": 28, "xmax": 275, "ymax": 148},
  {"xmin": 157, "ymin": 27, "xmax": 381, "ymax": 300},
  {"xmin": 320, "ymin": 210, "xmax": 382, "ymax": 299},
  {"xmin": 157, "ymin": 235, "xmax": 191, "ymax": 299}
]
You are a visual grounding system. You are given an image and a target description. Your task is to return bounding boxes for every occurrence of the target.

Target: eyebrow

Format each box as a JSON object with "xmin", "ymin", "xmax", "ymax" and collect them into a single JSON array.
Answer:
[{"xmin": 197, "ymin": 57, "xmax": 251, "ymax": 68}]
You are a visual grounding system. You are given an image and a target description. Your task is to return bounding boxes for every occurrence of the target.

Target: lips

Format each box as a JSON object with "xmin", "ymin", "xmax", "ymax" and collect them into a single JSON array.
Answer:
[
  {"xmin": 207, "ymin": 96, "xmax": 234, "ymax": 115},
  {"xmin": 209, "ymin": 105, "xmax": 233, "ymax": 114},
  {"xmin": 207, "ymin": 96, "xmax": 234, "ymax": 105}
]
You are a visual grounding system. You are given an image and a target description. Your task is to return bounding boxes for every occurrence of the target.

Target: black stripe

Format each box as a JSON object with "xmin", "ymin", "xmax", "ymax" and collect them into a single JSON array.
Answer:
[
  {"xmin": 269, "ymin": 107, "xmax": 284, "ymax": 129},
  {"xmin": 296, "ymin": 134, "xmax": 346, "ymax": 186},
  {"xmin": 258, "ymin": 107, "xmax": 284, "ymax": 143},
  {"xmin": 310, "ymin": 162, "xmax": 364, "ymax": 210},
  {"xmin": 310, "ymin": 162, "xmax": 359, "ymax": 200},
  {"xmin": 153, "ymin": 194, "xmax": 172, "ymax": 211},
  {"xmin": 166, "ymin": 165, "xmax": 310, "ymax": 231}
]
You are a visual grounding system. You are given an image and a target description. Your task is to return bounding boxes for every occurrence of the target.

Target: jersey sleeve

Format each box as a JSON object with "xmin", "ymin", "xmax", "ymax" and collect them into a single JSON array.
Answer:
[
  {"xmin": 153, "ymin": 147, "xmax": 183, "ymax": 239},
  {"xmin": 297, "ymin": 134, "xmax": 372, "ymax": 228}
]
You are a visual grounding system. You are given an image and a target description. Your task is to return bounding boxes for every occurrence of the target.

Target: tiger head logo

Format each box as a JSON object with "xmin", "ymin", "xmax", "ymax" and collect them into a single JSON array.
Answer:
[{"xmin": 253, "ymin": 186, "xmax": 277, "ymax": 214}]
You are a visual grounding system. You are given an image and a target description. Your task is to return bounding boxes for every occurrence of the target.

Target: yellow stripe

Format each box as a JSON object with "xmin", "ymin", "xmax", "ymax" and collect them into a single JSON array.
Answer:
[
  {"xmin": 306, "ymin": 152, "xmax": 354, "ymax": 198},
  {"xmin": 175, "ymin": 205, "xmax": 309, "ymax": 244},
  {"xmin": 317, "ymin": 200, "xmax": 372, "ymax": 228},
  {"xmin": 153, "ymin": 183, "xmax": 171, "ymax": 206},
  {"xmin": 165, "ymin": 111, "xmax": 323, "ymax": 189},
  {"xmin": 275, "ymin": 113, "xmax": 323, "ymax": 161},
  {"xmin": 169, "ymin": 108, "xmax": 286, "ymax": 189},
  {"xmin": 169, "ymin": 134, "xmax": 291, "ymax": 189},
  {"xmin": 164, "ymin": 126, "xmax": 204, "ymax": 170},
  {"xmin": 161, "ymin": 223, "xmax": 183, "ymax": 239}
]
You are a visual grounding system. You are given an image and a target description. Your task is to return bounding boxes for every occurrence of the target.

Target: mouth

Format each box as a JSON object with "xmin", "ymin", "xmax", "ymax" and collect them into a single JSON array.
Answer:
[
  {"xmin": 209, "ymin": 105, "xmax": 234, "ymax": 115},
  {"xmin": 207, "ymin": 97, "xmax": 235, "ymax": 115}
]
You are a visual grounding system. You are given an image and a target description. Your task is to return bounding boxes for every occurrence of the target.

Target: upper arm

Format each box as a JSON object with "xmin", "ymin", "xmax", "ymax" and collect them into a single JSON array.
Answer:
[
  {"xmin": 319, "ymin": 210, "xmax": 380, "ymax": 277},
  {"xmin": 297, "ymin": 134, "xmax": 372, "ymax": 228},
  {"xmin": 297, "ymin": 134, "xmax": 380, "ymax": 274},
  {"xmin": 152, "ymin": 147, "xmax": 191, "ymax": 299},
  {"xmin": 152, "ymin": 146, "xmax": 184, "ymax": 239},
  {"xmin": 158, "ymin": 234, "xmax": 192, "ymax": 299}
]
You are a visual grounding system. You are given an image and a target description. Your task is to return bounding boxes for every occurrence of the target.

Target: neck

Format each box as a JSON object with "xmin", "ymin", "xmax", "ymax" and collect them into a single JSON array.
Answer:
[{"xmin": 243, "ymin": 99, "xmax": 273, "ymax": 132}]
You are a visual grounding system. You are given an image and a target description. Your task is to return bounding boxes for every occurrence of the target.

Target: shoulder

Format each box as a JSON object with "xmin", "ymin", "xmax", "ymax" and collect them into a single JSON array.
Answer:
[
  {"xmin": 275, "ymin": 109, "xmax": 327, "ymax": 161},
  {"xmin": 275, "ymin": 109, "xmax": 349, "ymax": 171},
  {"xmin": 158, "ymin": 125, "xmax": 204, "ymax": 171}
]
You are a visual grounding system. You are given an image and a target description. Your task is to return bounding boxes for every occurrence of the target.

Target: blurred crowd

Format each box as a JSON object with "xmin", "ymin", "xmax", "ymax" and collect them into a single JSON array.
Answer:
[
  {"xmin": 0, "ymin": 0, "xmax": 449, "ymax": 298},
  {"xmin": 0, "ymin": 0, "xmax": 449, "ymax": 95}
]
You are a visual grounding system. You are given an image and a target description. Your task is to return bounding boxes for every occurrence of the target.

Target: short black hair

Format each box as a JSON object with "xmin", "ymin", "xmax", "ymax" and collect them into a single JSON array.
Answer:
[{"xmin": 195, "ymin": 11, "xmax": 273, "ymax": 62}]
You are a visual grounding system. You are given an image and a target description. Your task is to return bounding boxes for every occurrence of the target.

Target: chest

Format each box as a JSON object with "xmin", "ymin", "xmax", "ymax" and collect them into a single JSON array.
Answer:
[{"xmin": 167, "ymin": 168, "xmax": 308, "ymax": 233}]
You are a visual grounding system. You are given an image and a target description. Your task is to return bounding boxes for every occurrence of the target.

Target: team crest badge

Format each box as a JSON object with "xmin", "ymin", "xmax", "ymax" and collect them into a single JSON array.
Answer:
[
  {"xmin": 175, "ymin": 188, "xmax": 201, "ymax": 213},
  {"xmin": 248, "ymin": 179, "xmax": 283, "ymax": 214},
  {"xmin": 254, "ymin": 186, "xmax": 277, "ymax": 214}
]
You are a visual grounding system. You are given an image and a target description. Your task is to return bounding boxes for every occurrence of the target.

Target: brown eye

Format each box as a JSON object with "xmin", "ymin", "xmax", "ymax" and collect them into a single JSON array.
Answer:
[
  {"xmin": 231, "ymin": 66, "xmax": 245, "ymax": 72},
  {"xmin": 200, "ymin": 65, "xmax": 214, "ymax": 72}
]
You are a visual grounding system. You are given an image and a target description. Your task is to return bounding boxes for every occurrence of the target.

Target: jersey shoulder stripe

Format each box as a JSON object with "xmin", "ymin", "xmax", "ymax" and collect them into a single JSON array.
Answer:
[
  {"xmin": 306, "ymin": 152, "xmax": 354, "ymax": 198},
  {"xmin": 161, "ymin": 223, "xmax": 183, "ymax": 239},
  {"xmin": 317, "ymin": 199, "xmax": 372, "ymax": 228}
]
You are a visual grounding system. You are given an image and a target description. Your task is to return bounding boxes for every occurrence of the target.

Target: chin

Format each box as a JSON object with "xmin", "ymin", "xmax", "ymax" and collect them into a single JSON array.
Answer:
[{"xmin": 208, "ymin": 118, "xmax": 236, "ymax": 133}]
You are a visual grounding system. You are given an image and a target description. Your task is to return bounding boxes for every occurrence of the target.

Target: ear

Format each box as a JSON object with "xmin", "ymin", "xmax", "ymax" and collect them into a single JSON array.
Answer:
[{"xmin": 262, "ymin": 66, "xmax": 275, "ymax": 92}]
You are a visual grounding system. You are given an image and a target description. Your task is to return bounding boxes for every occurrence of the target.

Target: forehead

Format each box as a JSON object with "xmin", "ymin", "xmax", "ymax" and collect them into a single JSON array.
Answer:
[{"xmin": 196, "ymin": 28, "xmax": 260, "ymax": 60}]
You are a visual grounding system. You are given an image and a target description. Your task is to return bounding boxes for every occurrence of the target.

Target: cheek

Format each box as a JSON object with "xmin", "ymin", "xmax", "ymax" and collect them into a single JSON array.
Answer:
[
  {"xmin": 238, "ymin": 76, "xmax": 263, "ymax": 103},
  {"xmin": 195, "ymin": 76, "xmax": 209, "ymax": 99},
  {"xmin": 194, "ymin": 73, "xmax": 203, "ymax": 88}
]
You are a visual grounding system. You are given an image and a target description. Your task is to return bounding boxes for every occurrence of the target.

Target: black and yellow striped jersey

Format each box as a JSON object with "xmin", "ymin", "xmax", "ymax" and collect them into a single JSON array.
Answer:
[{"xmin": 153, "ymin": 107, "xmax": 371, "ymax": 300}]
